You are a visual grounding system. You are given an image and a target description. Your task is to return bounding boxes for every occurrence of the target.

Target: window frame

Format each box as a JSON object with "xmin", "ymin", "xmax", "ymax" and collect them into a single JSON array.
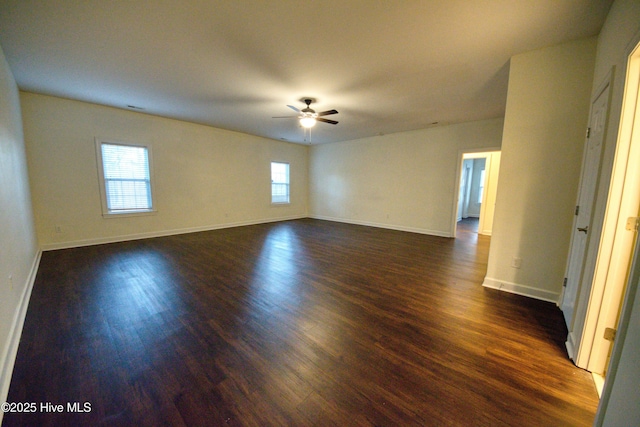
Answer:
[
  {"xmin": 271, "ymin": 161, "xmax": 290, "ymax": 205},
  {"xmin": 95, "ymin": 138, "xmax": 157, "ymax": 218}
]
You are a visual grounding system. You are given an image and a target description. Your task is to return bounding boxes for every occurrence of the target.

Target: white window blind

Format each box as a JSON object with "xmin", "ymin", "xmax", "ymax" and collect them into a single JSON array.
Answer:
[
  {"xmin": 478, "ymin": 169, "xmax": 485, "ymax": 204},
  {"xmin": 100, "ymin": 143, "xmax": 153, "ymax": 212},
  {"xmin": 271, "ymin": 162, "xmax": 290, "ymax": 204}
]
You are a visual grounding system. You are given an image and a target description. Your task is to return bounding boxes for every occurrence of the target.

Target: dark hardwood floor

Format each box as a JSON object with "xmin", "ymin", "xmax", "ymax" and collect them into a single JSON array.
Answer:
[{"xmin": 3, "ymin": 219, "xmax": 599, "ymax": 426}]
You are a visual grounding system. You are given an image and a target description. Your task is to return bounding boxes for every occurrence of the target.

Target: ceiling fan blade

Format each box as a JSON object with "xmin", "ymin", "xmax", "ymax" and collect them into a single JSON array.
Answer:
[
  {"xmin": 317, "ymin": 109, "xmax": 338, "ymax": 116},
  {"xmin": 287, "ymin": 105, "xmax": 301, "ymax": 113},
  {"xmin": 317, "ymin": 118, "xmax": 339, "ymax": 125},
  {"xmin": 272, "ymin": 115, "xmax": 298, "ymax": 118}
]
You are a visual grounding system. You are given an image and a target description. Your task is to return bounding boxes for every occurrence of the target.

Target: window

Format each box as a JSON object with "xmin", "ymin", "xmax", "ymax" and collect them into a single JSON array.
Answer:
[
  {"xmin": 96, "ymin": 140, "xmax": 154, "ymax": 215},
  {"xmin": 478, "ymin": 169, "xmax": 485, "ymax": 204},
  {"xmin": 271, "ymin": 162, "xmax": 290, "ymax": 204}
]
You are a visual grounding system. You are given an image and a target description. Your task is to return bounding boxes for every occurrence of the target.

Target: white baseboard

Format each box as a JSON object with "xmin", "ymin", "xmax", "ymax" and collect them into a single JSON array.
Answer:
[
  {"xmin": 482, "ymin": 277, "xmax": 560, "ymax": 303},
  {"xmin": 309, "ymin": 215, "xmax": 452, "ymax": 238},
  {"xmin": 566, "ymin": 333, "xmax": 576, "ymax": 360},
  {"xmin": 592, "ymin": 372, "xmax": 605, "ymax": 397},
  {"xmin": 41, "ymin": 215, "xmax": 307, "ymax": 251},
  {"xmin": 0, "ymin": 250, "xmax": 42, "ymax": 422}
]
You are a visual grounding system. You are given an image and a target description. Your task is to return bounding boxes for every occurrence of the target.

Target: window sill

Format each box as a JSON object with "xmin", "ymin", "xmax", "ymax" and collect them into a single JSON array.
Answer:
[
  {"xmin": 271, "ymin": 202, "xmax": 291, "ymax": 207},
  {"xmin": 102, "ymin": 209, "xmax": 157, "ymax": 219}
]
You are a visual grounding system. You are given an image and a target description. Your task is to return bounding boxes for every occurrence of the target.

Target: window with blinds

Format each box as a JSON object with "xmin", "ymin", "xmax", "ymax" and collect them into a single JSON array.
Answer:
[
  {"xmin": 271, "ymin": 162, "xmax": 290, "ymax": 204},
  {"xmin": 97, "ymin": 141, "xmax": 154, "ymax": 215},
  {"xmin": 478, "ymin": 169, "xmax": 485, "ymax": 204}
]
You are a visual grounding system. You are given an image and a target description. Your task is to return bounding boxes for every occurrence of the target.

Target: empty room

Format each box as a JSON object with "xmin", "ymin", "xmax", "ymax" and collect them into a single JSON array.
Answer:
[{"xmin": 1, "ymin": 1, "xmax": 639, "ymax": 426}]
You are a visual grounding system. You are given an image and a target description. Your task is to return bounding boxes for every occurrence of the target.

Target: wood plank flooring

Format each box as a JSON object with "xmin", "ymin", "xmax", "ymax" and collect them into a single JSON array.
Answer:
[{"xmin": 3, "ymin": 219, "xmax": 599, "ymax": 426}]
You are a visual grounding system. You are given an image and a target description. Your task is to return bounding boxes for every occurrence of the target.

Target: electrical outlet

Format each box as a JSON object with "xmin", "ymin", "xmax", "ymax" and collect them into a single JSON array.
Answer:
[
  {"xmin": 511, "ymin": 257, "xmax": 522, "ymax": 269},
  {"xmin": 55, "ymin": 225, "xmax": 63, "ymax": 234}
]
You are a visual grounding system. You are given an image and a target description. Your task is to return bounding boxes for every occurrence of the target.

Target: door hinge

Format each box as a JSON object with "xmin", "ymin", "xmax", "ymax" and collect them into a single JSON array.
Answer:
[
  {"xmin": 563, "ymin": 277, "xmax": 568, "ymax": 287},
  {"xmin": 625, "ymin": 217, "xmax": 640, "ymax": 232},
  {"xmin": 575, "ymin": 205, "xmax": 580, "ymax": 216},
  {"xmin": 586, "ymin": 127, "xmax": 591, "ymax": 138},
  {"xmin": 604, "ymin": 327, "xmax": 616, "ymax": 342}
]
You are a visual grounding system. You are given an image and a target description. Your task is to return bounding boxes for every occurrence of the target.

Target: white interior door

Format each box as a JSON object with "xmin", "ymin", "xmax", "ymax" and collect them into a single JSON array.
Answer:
[{"xmin": 561, "ymin": 81, "xmax": 610, "ymax": 337}]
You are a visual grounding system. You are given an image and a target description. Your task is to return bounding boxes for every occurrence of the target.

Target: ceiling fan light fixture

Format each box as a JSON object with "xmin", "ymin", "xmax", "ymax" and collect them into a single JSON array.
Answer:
[
  {"xmin": 300, "ymin": 116, "xmax": 316, "ymax": 128},
  {"xmin": 274, "ymin": 99, "xmax": 338, "ymax": 131}
]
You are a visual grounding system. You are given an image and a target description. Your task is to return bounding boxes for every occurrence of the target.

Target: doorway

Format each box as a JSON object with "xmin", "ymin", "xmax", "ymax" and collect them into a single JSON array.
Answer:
[
  {"xmin": 561, "ymin": 72, "xmax": 612, "ymax": 352},
  {"xmin": 453, "ymin": 150, "xmax": 501, "ymax": 238},
  {"xmin": 458, "ymin": 157, "xmax": 483, "ymax": 223},
  {"xmin": 570, "ymin": 38, "xmax": 640, "ymax": 396}
]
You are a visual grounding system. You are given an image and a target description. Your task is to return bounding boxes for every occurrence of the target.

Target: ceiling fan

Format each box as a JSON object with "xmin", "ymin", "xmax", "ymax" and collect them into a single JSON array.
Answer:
[{"xmin": 273, "ymin": 98, "xmax": 339, "ymax": 128}]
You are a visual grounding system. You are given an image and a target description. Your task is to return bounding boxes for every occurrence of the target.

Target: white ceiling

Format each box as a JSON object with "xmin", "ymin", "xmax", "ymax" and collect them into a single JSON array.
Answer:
[{"xmin": 0, "ymin": 0, "xmax": 613, "ymax": 144}]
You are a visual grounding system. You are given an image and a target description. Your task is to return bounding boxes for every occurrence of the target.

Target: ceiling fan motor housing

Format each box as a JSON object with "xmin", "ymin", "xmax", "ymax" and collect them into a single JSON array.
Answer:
[{"xmin": 302, "ymin": 99, "xmax": 316, "ymax": 114}]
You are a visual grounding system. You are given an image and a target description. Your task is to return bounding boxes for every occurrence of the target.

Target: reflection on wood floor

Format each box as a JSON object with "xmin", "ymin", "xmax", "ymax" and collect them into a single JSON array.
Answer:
[
  {"xmin": 458, "ymin": 216, "xmax": 479, "ymax": 232},
  {"xmin": 4, "ymin": 219, "xmax": 599, "ymax": 426}
]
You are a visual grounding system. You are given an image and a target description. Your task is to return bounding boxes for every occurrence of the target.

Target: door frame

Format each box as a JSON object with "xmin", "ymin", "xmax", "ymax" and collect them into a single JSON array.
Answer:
[
  {"xmin": 575, "ymin": 39, "xmax": 640, "ymax": 375},
  {"xmin": 594, "ymin": 35, "xmax": 640, "ymax": 424},
  {"xmin": 562, "ymin": 70, "xmax": 614, "ymax": 359}
]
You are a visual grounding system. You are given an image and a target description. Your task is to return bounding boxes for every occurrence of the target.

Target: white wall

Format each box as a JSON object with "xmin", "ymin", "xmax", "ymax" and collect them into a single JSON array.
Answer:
[
  {"xmin": 484, "ymin": 37, "xmax": 598, "ymax": 302},
  {"xmin": 0, "ymin": 46, "xmax": 39, "ymax": 417},
  {"xmin": 20, "ymin": 93, "xmax": 309, "ymax": 249},
  {"xmin": 308, "ymin": 118, "xmax": 504, "ymax": 236}
]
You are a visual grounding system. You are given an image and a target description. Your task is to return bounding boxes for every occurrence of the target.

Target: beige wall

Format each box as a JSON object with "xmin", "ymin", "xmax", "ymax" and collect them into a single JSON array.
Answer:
[
  {"xmin": 484, "ymin": 37, "xmax": 597, "ymax": 301},
  {"xmin": 308, "ymin": 118, "xmax": 504, "ymax": 236},
  {"xmin": 21, "ymin": 93, "xmax": 309, "ymax": 249},
  {"xmin": 0, "ymin": 46, "xmax": 39, "ymax": 413}
]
